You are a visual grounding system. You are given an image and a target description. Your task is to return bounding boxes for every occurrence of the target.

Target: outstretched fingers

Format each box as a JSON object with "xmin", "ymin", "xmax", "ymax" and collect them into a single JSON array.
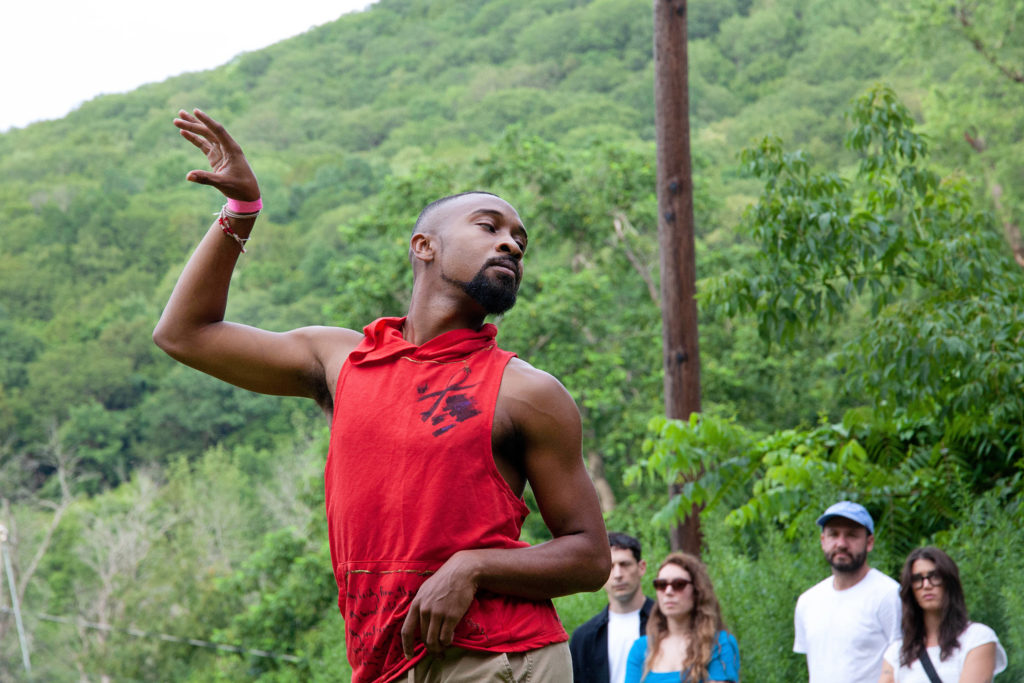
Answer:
[
  {"xmin": 172, "ymin": 107, "xmax": 260, "ymax": 200},
  {"xmin": 174, "ymin": 109, "xmax": 211, "ymax": 142},
  {"xmin": 174, "ymin": 111, "xmax": 218, "ymax": 163},
  {"xmin": 178, "ymin": 128, "xmax": 211, "ymax": 154},
  {"xmin": 190, "ymin": 109, "xmax": 249, "ymax": 161}
]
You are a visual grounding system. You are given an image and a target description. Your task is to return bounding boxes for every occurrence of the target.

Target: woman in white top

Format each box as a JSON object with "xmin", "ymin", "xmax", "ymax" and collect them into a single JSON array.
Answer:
[{"xmin": 879, "ymin": 546, "xmax": 1007, "ymax": 683}]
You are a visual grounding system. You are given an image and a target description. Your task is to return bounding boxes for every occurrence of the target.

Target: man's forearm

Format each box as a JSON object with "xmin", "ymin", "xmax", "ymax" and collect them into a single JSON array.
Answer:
[
  {"xmin": 153, "ymin": 214, "xmax": 255, "ymax": 356},
  {"xmin": 400, "ymin": 530, "xmax": 610, "ymax": 656},
  {"xmin": 156, "ymin": 108, "xmax": 263, "ymax": 357},
  {"xmin": 453, "ymin": 532, "xmax": 611, "ymax": 600}
]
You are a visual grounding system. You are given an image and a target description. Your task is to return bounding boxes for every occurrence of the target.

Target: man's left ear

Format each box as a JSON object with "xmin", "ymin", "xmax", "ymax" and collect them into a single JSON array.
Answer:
[
  {"xmin": 410, "ymin": 232, "xmax": 435, "ymax": 264},
  {"xmin": 638, "ymin": 559, "xmax": 647, "ymax": 576}
]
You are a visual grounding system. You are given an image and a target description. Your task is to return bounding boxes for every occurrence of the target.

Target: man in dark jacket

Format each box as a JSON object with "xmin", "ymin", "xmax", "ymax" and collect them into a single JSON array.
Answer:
[{"xmin": 570, "ymin": 533, "xmax": 654, "ymax": 683}]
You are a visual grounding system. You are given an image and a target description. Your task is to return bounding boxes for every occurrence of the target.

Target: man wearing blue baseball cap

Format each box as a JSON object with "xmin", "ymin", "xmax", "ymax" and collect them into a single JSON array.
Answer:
[{"xmin": 793, "ymin": 501, "xmax": 901, "ymax": 683}]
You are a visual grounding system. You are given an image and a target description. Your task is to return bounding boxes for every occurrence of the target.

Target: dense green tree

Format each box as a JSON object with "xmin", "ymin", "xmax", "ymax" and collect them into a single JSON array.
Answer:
[
  {"xmin": 895, "ymin": 0, "xmax": 1024, "ymax": 262},
  {"xmin": 638, "ymin": 85, "xmax": 1024, "ymax": 552}
]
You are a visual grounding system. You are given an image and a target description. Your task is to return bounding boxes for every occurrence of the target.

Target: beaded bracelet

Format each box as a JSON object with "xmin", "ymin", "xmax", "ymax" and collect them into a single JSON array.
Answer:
[
  {"xmin": 215, "ymin": 204, "xmax": 255, "ymax": 253},
  {"xmin": 222, "ymin": 205, "xmax": 261, "ymax": 220}
]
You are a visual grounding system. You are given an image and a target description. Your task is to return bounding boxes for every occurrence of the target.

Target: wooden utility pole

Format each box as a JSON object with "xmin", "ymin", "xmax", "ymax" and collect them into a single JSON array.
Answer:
[{"xmin": 653, "ymin": 0, "xmax": 703, "ymax": 555}]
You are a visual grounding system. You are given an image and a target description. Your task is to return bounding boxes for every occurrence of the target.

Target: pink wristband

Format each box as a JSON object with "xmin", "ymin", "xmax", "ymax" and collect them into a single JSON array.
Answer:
[{"xmin": 226, "ymin": 197, "xmax": 263, "ymax": 213}]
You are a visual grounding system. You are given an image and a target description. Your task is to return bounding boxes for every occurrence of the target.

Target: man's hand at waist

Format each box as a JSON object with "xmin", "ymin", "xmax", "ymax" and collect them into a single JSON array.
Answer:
[{"xmin": 400, "ymin": 550, "xmax": 480, "ymax": 657}]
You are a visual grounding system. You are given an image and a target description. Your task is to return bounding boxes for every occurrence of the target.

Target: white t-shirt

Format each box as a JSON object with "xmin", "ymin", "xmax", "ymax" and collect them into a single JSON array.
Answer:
[
  {"xmin": 607, "ymin": 608, "xmax": 642, "ymax": 683},
  {"xmin": 882, "ymin": 622, "xmax": 1008, "ymax": 682},
  {"xmin": 794, "ymin": 567, "xmax": 902, "ymax": 683}
]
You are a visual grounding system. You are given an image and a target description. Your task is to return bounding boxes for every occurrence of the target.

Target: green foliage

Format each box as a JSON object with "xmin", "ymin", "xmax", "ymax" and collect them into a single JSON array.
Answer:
[
  {"xmin": 60, "ymin": 401, "xmax": 132, "ymax": 489},
  {"xmin": 938, "ymin": 492, "xmax": 1024, "ymax": 682},
  {"xmin": 208, "ymin": 532, "xmax": 339, "ymax": 680},
  {"xmin": 706, "ymin": 85, "xmax": 1024, "ymax": 434},
  {"xmin": 0, "ymin": 0, "xmax": 907, "ymax": 494},
  {"xmin": 688, "ymin": 488, "xmax": 1024, "ymax": 683},
  {"xmin": 634, "ymin": 409, "xmax": 987, "ymax": 562},
  {"xmin": 891, "ymin": 0, "xmax": 1024, "ymax": 296},
  {"xmin": 638, "ymin": 84, "xmax": 1024, "ymax": 564},
  {"xmin": 897, "ymin": 0, "xmax": 1024, "ymax": 87},
  {"xmin": 704, "ymin": 513, "xmax": 823, "ymax": 683},
  {"xmin": 3, "ymin": 1, "xmax": 1023, "ymax": 680}
]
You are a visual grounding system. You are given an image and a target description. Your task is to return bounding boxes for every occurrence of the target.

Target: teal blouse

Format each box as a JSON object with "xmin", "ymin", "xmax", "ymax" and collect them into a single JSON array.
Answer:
[{"xmin": 624, "ymin": 630, "xmax": 739, "ymax": 683}]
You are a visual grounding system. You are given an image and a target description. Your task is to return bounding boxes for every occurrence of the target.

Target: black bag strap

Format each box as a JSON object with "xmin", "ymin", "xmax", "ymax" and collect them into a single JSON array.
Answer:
[{"xmin": 918, "ymin": 647, "xmax": 942, "ymax": 683}]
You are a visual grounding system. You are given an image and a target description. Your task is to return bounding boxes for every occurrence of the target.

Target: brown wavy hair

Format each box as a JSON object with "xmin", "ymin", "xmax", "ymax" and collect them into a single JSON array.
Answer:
[
  {"xmin": 643, "ymin": 552, "xmax": 725, "ymax": 682},
  {"xmin": 898, "ymin": 547, "xmax": 968, "ymax": 667}
]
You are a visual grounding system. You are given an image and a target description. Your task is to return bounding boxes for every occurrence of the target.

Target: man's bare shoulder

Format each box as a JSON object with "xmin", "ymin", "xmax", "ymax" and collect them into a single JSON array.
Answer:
[
  {"xmin": 500, "ymin": 358, "xmax": 586, "ymax": 501},
  {"xmin": 286, "ymin": 325, "xmax": 364, "ymax": 412},
  {"xmin": 503, "ymin": 357, "xmax": 570, "ymax": 394},
  {"xmin": 294, "ymin": 325, "xmax": 364, "ymax": 372},
  {"xmin": 294, "ymin": 324, "xmax": 364, "ymax": 347},
  {"xmin": 500, "ymin": 357, "xmax": 579, "ymax": 419}
]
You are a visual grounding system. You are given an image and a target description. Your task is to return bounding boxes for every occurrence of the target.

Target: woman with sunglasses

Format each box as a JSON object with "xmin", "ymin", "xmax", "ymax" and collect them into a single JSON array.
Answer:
[
  {"xmin": 624, "ymin": 552, "xmax": 739, "ymax": 682},
  {"xmin": 879, "ymin": 547, "xmax": 1007, "ymax": 682}
]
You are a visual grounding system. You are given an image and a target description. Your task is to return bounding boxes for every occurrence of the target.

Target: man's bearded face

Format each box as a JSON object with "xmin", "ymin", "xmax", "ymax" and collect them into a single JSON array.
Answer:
[{"xmin": 444, "ymin": 257, "xmax": 520, "ymax": 314}]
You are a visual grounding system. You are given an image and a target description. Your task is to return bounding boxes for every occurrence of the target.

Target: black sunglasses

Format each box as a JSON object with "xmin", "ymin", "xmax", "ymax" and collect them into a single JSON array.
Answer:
[{"xmin": 652, "ymin": 577, "xmax": 693, "ymax": 592}]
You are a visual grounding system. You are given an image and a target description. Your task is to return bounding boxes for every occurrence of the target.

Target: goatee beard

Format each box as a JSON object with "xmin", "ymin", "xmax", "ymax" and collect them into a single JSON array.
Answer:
[{"xmin": 443, "ymin": 262, "xmax": 519, "ymax": 315}]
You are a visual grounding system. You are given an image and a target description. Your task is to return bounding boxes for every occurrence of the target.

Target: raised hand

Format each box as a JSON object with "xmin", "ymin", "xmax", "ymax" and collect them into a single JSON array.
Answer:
[{"xmin": 174, "ymin": 109, "xmax": 260, "ymax": 202}]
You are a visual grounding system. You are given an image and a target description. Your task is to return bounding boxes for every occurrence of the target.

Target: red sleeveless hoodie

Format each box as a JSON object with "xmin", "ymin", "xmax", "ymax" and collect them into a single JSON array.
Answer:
[{"xmin": 325, "ymin": 317, "xmax": 567, "ymax": 683}]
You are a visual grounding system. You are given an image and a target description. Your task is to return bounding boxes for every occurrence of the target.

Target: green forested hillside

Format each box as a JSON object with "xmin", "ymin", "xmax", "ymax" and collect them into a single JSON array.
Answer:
[{"xmin": 1, "ymin": 0, "xmax": 1021, "ymax": 680}]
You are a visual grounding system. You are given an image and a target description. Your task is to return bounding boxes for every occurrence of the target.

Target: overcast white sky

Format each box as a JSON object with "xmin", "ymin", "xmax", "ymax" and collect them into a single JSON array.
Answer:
[{"xmin": 0, "ymin": 0, "xmax": 378, "ymax": 132}]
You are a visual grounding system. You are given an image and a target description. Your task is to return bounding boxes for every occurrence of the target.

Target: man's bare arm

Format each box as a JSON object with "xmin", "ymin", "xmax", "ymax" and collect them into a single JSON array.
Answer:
[
  {"xmin": 401, "ymin": 361, "xmax": 610, "ymax": 655},
  {"xmin": 153, "ymin": 109, "xmax": 360, "ymax": 403}
]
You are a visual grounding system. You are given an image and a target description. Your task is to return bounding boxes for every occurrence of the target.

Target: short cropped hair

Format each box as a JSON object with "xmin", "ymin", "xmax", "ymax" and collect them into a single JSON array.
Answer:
[
  {"xmin": 608, "ymin": 532, "xmax": 642, "ymax": 563},
  {"xmin": 412, "ymin": 191, "xmax": 500, "ymax": 236}
]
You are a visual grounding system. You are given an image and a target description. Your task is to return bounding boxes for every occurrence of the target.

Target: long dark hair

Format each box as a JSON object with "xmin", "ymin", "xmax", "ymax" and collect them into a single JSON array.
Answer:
[
  {"xmin": 898, "ymin": 547, "xmax": 968, "ymax": 667},
  {"xmin": 644, "ymin": 552, "xmax": 725, "ymax": 682}
]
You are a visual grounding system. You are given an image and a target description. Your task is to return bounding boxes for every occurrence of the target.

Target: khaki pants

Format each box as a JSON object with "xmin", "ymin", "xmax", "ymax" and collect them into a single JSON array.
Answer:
[{"xmin": 394, "ymin": 641, "xmax": 572, "ymax": 683}]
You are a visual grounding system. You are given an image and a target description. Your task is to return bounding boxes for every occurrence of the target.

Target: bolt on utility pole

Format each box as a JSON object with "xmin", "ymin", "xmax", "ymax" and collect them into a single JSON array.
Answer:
[
  {"xmin": 0, "ymin": 523, "xmax": 32, "ymax": 674},
  {"xmin": 653, "ymin": 0, "xmax": 703, "ymax": 555}
]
